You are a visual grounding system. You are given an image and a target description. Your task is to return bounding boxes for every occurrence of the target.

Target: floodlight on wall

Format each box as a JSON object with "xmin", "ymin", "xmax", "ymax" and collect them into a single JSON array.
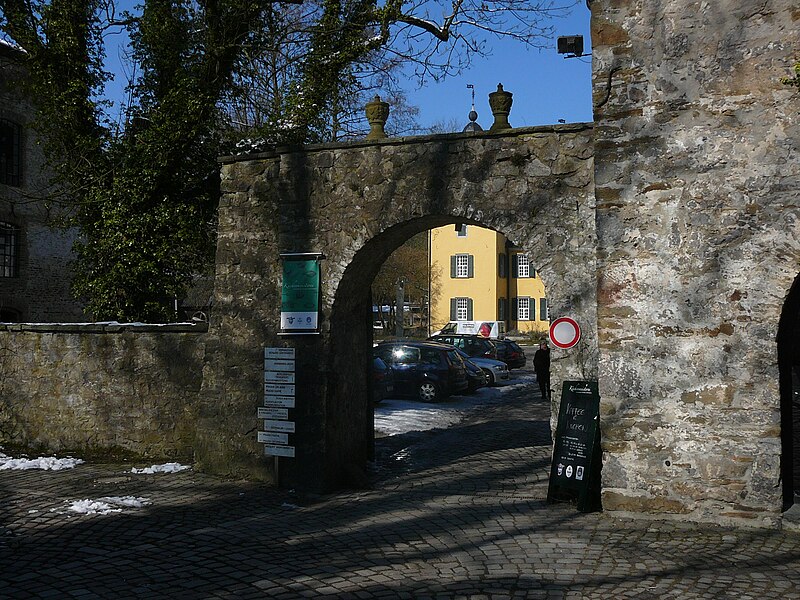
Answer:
[{"xmin": 557, "ymin": 35, "xmax": 584, "ymax": 58}]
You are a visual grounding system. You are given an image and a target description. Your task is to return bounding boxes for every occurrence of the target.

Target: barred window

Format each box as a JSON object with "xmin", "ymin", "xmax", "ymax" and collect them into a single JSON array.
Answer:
[
  {"xmin": 450, "ymin": 253, "xmax": 473, "ymax": 278},
  {"xmin": 0, "ymin": 119, "xmax": 21, "ymax": 187},
  {"xmin": 449, "ymin": 297, "xmax": 473, "ymax": 320},
  {"xmin": 456, "ymin": 255, "xmax": 469, "ymax": 277},
  {"xmin": 516, "ymin": 254, "xmax": 530, "ymax": 278},
  {"xmin": 455, "ymin": 297, "xmax": 470, "ymax": 320},
  {"xmin": 0, "ymin": 222, "xmax": 19, "ymax": 277},
  {"xmin": 517, "ymin": 296, "xmax": 531, "ymax": 321}
]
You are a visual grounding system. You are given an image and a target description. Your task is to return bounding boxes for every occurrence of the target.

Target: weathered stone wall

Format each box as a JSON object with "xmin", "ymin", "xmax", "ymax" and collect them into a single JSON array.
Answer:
[
  {"xmin": 199, "ymin": 125, "xmax": 596, "ymax": 487},
  {"xmin": 592, "ymin": 0, "xmax": 800, "ymax": 525},
  {"xmin": 0, "ymin": 323, "xmax": 206, "ymax": 459}
]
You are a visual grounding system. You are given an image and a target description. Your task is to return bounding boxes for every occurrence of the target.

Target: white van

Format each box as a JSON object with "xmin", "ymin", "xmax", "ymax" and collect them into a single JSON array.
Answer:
[{"xmin": 436, "ymin": 320, "xmax": 506, "ymax": 339}]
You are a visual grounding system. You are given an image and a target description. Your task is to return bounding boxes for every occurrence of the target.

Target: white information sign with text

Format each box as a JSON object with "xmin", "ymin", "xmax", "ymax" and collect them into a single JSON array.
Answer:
[
  {"xmin": 264, "ymin": 395, "xmax": 296, "ymax": 408},
  {"xmin": 264, "ymin": 445, "xmax": 296, "ymax": 458},
  {"xmin": 258, "ymin": 431, "xmax": 289, "ymax": 445}
]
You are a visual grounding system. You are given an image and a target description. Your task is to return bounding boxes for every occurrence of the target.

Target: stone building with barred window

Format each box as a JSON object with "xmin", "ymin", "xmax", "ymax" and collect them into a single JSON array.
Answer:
[{"xmin": 0, "ymin": 40, "xmax": 85, "ymax": 322}]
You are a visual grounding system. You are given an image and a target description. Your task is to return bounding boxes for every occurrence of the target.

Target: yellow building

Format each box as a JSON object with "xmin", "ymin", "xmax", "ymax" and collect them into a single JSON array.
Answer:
[{"xmin": 429, "ymin": 224, "xmax": 549, "ymax": 337}]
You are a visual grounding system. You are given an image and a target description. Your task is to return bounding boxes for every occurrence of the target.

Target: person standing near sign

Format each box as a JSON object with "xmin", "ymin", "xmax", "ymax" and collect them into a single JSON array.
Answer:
[{"xmin": 533, "ymin": 339, "xmax": 551, "ymax": 400}]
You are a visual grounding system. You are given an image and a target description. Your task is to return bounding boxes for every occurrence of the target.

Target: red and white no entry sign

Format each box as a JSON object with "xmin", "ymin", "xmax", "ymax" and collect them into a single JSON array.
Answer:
[{"xmin": 549, "ymin": 317, "xmax": 581, "ymax": 349}]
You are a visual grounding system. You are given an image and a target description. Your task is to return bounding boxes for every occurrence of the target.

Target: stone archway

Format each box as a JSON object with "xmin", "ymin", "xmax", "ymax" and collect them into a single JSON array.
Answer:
[
  {"xmin": 195, "ymin": 124, "xmax": 596, "ymax": 491},
  {"xmin": 778, "ymin": 274, "xmax": 800, "ymax": 511}
]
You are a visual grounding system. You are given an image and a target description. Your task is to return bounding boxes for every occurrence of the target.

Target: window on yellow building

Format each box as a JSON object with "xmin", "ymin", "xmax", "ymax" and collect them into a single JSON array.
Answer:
[
  {"xmin": 513, "ymin": 254, "xmax": 532, "ymax": 278},
  {"xmin": 456, "ymin": 224, "xmax": 468, "ymax": 237},
  {"xmin": 513, "ymin": 296, "xmax": 535, "ymax": 321},
  {"xmin": 450, "ymin": 297, "xmax": 473, "ymax": 320},
  {"xmin": 539, "ymin": 298, "xmax": 548, "ymax": 321},
  {"xmin": 450, "ymin": 254, "xmax": 474, "ymax": 278},
  {"xmin": 518, "ymin": 297, "xmax": 531, "ymax": 320}
]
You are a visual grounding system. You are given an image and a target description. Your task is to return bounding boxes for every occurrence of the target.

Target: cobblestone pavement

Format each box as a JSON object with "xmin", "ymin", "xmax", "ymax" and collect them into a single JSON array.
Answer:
[{"xmin": 2, "ymin": 375, "xmax": 800, "ymax": 599}]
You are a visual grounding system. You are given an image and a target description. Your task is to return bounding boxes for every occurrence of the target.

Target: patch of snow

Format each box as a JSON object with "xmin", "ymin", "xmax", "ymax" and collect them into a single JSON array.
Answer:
[
  {"xmin": 130, "ymin": 462, "xmax": 191, "ymax": 474},
  {"xmin": 374, "ymin": 375, "xmax": 533, "ymax": 436},
  {"xmin": 0, "ymin": 454, "xmax": 84, "ymax": 471},
  {"xmin": 66, "ymin": 496, "xmax": 151, "ymax": 515}
]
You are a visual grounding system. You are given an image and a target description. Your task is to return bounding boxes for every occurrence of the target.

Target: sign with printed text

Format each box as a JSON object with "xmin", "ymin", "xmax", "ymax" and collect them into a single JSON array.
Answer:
[
  {"xmin": 258, "ymin": 407, "xmax": 289, "ymax": 420},
  {"xmin": 264, "ymin": 395, "xmax": 295, "ymax": 409},
  {"xmin": 264, "ymin": 420, "xmax": 295, "ymax": 433},
  {"xmin": 261, "ymin": 345, "xmax": 297, "ymax": 460},
  {"xmin": 280, "ymin": 254, "xmax": 321, "ymax": 333},
  {"xmin": 265, "ymin": 445, "xmax": 295, "ymax": 458},
  {"xmin": 264, "ymin": 370, "xmax": 295, "ymax": 383},
  {"xmin": 264, "ymin": 359, "xmax": 295, "ymax": 372},
  {"xmin": 547, "ymin": 380, "xmax": 601, "ymax": 513},
  {"xmin": 265, "ymin": 383, "xmax": 295, "ymax": 397},
  {"xmin": 264, "ymin": 347, "xmax": 296, "ymax": 359},
  {"xmin": 258, "ymin": 431, "xmax": 289, "ymax": 445}
]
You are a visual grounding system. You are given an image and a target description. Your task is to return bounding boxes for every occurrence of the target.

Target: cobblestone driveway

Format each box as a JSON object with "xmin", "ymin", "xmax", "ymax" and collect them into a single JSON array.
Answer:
[{"xmin": 1, "ymin": 376, "xmax": 800, "ymax": 599}]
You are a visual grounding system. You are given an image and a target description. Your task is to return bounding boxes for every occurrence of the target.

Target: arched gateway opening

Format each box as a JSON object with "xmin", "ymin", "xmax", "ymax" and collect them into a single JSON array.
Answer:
[
  {"xmin": 779, "ymin": 273, "xmax": 800, "ymax": 511},
  {"xmin": 196, "ymin": 124, "xmax": 597, "ymax": 492}
]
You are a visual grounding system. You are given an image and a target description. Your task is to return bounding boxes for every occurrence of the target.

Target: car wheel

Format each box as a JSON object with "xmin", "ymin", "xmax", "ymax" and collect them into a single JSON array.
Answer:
[
  {"xmin": 482, "ymin": 369, "xmax": 495, "ymax": 386},
  {"xmin": 418, "ymin": 381, "xmax": 438, "ymax": 402}
]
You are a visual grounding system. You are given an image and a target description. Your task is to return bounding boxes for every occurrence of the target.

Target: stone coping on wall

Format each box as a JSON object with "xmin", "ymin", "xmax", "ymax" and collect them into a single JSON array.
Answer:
[
  {"xmin": 0, "ymin": 321, "xmax": 209, "ymax": 333},
  {"xmin": 219, "ymin": 122, "xmax": 595, "ymax": 164}
]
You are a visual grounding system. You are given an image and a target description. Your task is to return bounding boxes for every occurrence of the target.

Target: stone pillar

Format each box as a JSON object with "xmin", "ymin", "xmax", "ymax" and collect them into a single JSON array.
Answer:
[
  {"xmin": 365, "ymin": 95, "xmax": 390, "ymax": 140},
  {"xmin": 489, "ymin": 84, "xmax": 513, "ymax": 131}
]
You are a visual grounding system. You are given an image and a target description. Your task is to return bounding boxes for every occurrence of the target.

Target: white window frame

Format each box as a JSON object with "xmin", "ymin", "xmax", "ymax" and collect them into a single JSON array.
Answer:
[
  {"xmin": 517, "ymin": 296, "xmax": 530, "ymax": 321},
  {"xmin": 516, "ymin": 254, "xmax": 530, "ymax": 278},
  {"xmin": 455, "ymin": 254, "xmax": 470, "ymax": 278},
  {"xmin": 456, "ymin": 297, "xmax": 470, "ymax": 320},
  {"xmin": 456, "ymin": 224, "xmax": 468, "ymax": 237}
]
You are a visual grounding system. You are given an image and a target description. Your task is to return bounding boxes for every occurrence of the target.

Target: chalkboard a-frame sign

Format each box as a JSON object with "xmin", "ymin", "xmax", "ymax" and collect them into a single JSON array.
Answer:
[{"xmin": 547, "ymin": 380, "xmax": 602, "ymax": 513}]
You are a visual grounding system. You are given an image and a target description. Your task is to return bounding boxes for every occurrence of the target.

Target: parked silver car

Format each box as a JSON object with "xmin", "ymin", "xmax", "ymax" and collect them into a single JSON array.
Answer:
[{"xmin": 454, "ymin": 348, "xmax": 509, "ymax": 386}]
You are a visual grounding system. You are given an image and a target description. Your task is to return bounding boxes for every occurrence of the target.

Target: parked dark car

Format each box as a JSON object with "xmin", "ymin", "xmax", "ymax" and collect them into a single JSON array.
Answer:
[
  {"xmin": 457, "ymin": 351, "xmax": 487, "ymax": 393},
  {"xmin": 430, "ymin": 333, "xmax": 527, "ymax": 369},
  {"xmin": 372, "ymin": 356, "xmax": 395, "ymax": 403},
  {"xmin": 374, "ymin": 341, "xmax": 469, "ymax": 402},
  {"xmin": 428, "ymin": 334, "xmax": 501, "ymax": 361},
  {"xmin": 496, "ymin": 339, "xmax": 527, "ymax": 369}
]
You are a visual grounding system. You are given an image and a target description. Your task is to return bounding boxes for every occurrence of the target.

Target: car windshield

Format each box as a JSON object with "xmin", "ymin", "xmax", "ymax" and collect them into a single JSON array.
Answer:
[{"xmin": 391, "ymin": 346, "xmax": 420, "ymax": 364}]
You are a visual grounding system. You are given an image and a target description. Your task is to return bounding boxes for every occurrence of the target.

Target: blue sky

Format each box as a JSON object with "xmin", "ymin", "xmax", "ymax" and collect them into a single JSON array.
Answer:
[
  {"xmin": 403, "ymin": 4, "xmax": 593, "ymax": 129},
  {"xmin": 101, "ymin": 2, "xmax": 593, "ymax": 131}
]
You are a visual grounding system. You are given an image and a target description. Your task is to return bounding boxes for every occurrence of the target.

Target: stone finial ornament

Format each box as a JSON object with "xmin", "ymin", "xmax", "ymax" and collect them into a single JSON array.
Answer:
[
  {"xmin": 365, "ymin": 95, "xmax": 390, "ymax": 140},
  {"xmin": 488, "ymin": 83, "xmax": 513, "ymax": 131}
]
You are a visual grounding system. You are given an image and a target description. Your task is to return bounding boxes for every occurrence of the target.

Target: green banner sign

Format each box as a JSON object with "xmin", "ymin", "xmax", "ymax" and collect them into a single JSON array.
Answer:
[{"xmin": 280, "ymin": 254, "xmax": 321, "ymax": 332}]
